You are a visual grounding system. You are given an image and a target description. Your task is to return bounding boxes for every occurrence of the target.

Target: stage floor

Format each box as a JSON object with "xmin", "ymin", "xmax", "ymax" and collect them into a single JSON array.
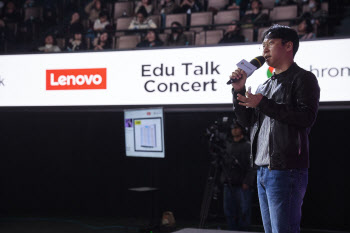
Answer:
[{"xmin": 0, "ymin": 216, "xmax": 349, "ymax": 233}]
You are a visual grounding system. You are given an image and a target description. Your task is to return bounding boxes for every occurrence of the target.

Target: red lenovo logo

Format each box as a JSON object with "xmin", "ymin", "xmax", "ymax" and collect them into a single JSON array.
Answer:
[{"xmin": 46, "ymin": 68, "xmax": 107, "ymax": 90}]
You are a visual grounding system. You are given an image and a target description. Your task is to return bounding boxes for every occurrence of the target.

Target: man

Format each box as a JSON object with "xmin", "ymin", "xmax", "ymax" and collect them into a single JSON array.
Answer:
[
  {"xmin": 229, "ymin": 24, "xmax": 320, "ymax": 233},
  {"xmin": 222, "ymin": 122, "xmax": 254, "ymax": 231}
]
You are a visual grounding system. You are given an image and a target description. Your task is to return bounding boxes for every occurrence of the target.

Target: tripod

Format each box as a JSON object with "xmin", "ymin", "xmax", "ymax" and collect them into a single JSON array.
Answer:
[{"xmin": 199, "ymin": 138, "xmax": 236, "ymax": 228}]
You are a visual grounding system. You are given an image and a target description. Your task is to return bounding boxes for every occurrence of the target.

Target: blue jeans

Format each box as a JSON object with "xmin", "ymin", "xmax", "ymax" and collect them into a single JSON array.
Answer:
[
  {"xmin": 257, "ymin": 166, "xmax": 308, "ymax": 233},
  {"xmin": 223, "ymin": 184, "xmax": 252, "ymax": 230}
]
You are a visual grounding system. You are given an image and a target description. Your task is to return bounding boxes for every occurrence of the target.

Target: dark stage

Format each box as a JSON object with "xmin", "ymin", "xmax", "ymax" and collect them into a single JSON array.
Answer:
[{"xmin": 0, "ymin": 109, "xmax": 349, "ymax": 232}]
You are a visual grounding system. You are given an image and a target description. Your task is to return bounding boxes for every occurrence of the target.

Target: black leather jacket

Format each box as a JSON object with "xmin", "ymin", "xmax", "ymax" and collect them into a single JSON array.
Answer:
[{"xmin": 233, "ymin": 63, "xmax": 320, "ymax": 170}]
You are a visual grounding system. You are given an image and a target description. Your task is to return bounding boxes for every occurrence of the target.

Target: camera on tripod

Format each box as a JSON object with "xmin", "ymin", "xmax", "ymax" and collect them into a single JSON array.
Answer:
[{"xmin": 205, "ymin": 116, "xmax": 236, "ymax": 156}]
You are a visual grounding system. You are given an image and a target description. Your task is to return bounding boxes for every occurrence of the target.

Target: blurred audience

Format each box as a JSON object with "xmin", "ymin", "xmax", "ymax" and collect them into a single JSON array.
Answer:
[
  {"xmin": 167, "ymin": 21, "xmax": 187, "ymax": 46},
  {"xmin": 241, "ymin": 0, "xmax": 269, "ymax": 27},
  {"xmin": 224, "ymin": 0, "xmax": 249, "ymax": 16},
  {"xmin": 219, "ymin": 21, "xmax": 245, "ymax": 44},
  {"xmin": 177, "ymin": 0, "xmax": 202, "ymax": 14},
  {"xmin": 241, "ymin": 0, "xmax": 269, "ymax": 41},
  {"xmin": 0, "ymin": 0, "xmax": 337, "ymax": 53},
  {"xmin": 65, "ymin": 12, "xmax": 84, "ymax": 38},
  {"xmin": 66, "ymin": 31, "xmax": 87, "ymax": 51},
  {"xmin": 2, "ymin": 1, "xmax": 20, "ymax": 24},
  {"xmin": 129, "ymin": 7, "xmax": 157, "ymax": 30},
  {"xmin": 93, "ymin": 30, "xmax": 111, "ymax": 50},
  {"xmin": 302, "ymin": 0, "xmax": 327, "ymax": 36},
  {"xmin": 135, "ymin": 0, "xmax": 154, "ymax": 15},
  {"xmin": 38, "ymin": 34, "xmax": 61, "ymax": 52},
  {"xmin": 85, "ymin": 0, "xmax": 104, "ymax": 27},
  {"xmin": 297, "ymin": 18, "xmax": 315, "ymax": 40},
  {"xmin": 93, "ymin": 11, "xmax": 110, "ymax": 33},
  {"xmin": 160, "ymin": 0, "xmax": 179, "ymax": 14},
  {"xmin": 137, "ymin": 29, "xmax": 163, "ymax": 47}
]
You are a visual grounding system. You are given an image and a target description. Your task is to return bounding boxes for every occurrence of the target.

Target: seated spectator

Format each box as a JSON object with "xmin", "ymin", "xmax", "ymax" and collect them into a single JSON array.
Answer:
[
  {"xmin": 129, "ymin": 7, "xmax": 157, "ymax": 30},
  {"xmin": 38, "ymin": 34, "xmax": 61, "ymax": 52},
  {"xmin": 66, "ymin": 31, "xmax": 87, "ymax": 51},
  {"xmin": 167, "ymin": 21, "xmax": 187, "ymax": 46},
  {"xmin": 93, "ymin": 11, "xmax": 110, "ymax": 33},
  {"xmin": 65, "ymin": 12, "xmax": 85, "ymax": 38},
  {"xmin": 224, "ymin": 0, "xmax": 249, "ymax": 16},
  {"xmin": 93, "ymin": 31, "xmax": 111, "ymax": 50},
  {"xmin": 176, "ymin": 0, "xmax": 202, "ymax": 14},
  {"xmin": 241, "ymin": 0, "xmax": 269, "ymax": 28},
  {"xmin": 297, "ymin": 18, "xmax": 315, "ymax": 40},
  {"xmin": 219, "ymin": 20, "xmax": 245, "ymax": 44},
  {"xmin": 137, "ymin": 29, "xmax": 163, "ymax": 47},
  {"xmin": 2, "ymin": 1, "xmax": 20, "ymax": 24},
  {"xmin": 241, "ymin": 0, "xmax": 269, "ymax": 40},
  {"xmin": 135, "ymin": 0, "xmax": 154, "ymax": 15},
  {"xmin": 302, "ymin": 0, "xmax": 327, "ymax": 36},
  {"xmin": 85, "ymin": 0, "xmax": 104, "ymax": 26},
  {"xmin": 160, "ymin": 0, "xmax": 179, "ymax": 14}
]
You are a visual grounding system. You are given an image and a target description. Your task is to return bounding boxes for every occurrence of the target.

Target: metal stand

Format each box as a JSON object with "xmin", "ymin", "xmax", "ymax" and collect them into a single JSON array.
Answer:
[{"xmin": 199, "ymin": 139, "xmax": 235, "ymax": 229}]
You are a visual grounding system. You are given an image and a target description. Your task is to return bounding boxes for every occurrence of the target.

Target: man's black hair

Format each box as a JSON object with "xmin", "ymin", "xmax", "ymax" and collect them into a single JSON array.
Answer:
[{"xmin": 262, "ymin": 24, "xmax": 299, "ymax": 57}]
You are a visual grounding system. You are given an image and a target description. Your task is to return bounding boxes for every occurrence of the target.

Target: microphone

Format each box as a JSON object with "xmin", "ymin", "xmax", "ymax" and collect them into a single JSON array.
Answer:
[{"xmin": 227, "ymin": 56, "xmax": 266, "ymax": 85}]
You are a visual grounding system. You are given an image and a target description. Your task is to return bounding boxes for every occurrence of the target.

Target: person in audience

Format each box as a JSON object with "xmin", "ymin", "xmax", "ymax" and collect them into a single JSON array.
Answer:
[
  {"xmin": 224, "ymin": 0, "xmax": 249, "ymax": 16},
  {"xmin": 241, "ymin": 0, "xmax": 269, "ymax": 41},
  {"xmin": 93, "ymin": 11, "xmax": 110, "ymax": 33},
  {"xmin": 65, "ymin": 11, "xmax": 85, "ymax": 38},
  {"xmin": 297, "ymin": 18, "xmax": 315, "ymax": 40},
  {"xmin": 176, "ymin": 0, "xmax": 202, "ymax": 14},
  {"xmin": 135, "ymin": 0, "xmax": 154, "ymax": 15},
  {"xmin": 241, "ymin": 0, "xmax": 269, "ymax": 27},
  {"xmin": 66, "ymin": 31, "xmax": 87, "ymax": 51},
  {"xmin": 302, "ymin": 0, "xmax": 327, "ymax": 36},
  {"xmin": 219, "ymin": 20, "xmax": 245, "ymax": 44},
  {"xmin": 85, "ymin": 0, "xmax": 104, "ymax": 26},
  {"xmin": 93, "ymin": 30, "xmax": 111, "ymax": 50},
  {"xmin": 137, "ymin": 29, "xmax": 163, "ymax": 47},
  {"xmin": 167, "ymin": 21, "xmax": 187, "ymax": 46},
  {"xmin": 38, "ymin": 34, "xmax": 61, "ymax": 52},
  {"xmin": 160, "ymin": 0, "xmax": 179, "ymax": 14},
  {"xmin": 129, "ymin": 7, "xmax": 157, "ymax": 30},
  {"xmin": 160, "ymin": 0, "xmax": 179, "ymax": 28},
  {"xmin": 2, "ymin": 1, "xmax": 20, "ymax": 24}
]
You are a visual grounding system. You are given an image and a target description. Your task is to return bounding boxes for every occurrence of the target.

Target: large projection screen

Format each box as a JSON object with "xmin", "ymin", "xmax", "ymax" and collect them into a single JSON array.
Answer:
[{"xmin": 1, "ymin": 38, "xmax": 350, "ymax": 109}]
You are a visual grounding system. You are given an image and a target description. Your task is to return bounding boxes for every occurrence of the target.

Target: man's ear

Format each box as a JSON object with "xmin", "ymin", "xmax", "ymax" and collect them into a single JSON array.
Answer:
[{"xmin": 285, "ymin": 41, "xmax": 293, "ymax": 53}]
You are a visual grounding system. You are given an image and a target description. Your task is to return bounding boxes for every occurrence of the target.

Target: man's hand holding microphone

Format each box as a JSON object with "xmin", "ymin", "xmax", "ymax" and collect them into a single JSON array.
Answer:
[{"xmin": 228, "ymin": 56, "xmax": 266, "ymax": 108}]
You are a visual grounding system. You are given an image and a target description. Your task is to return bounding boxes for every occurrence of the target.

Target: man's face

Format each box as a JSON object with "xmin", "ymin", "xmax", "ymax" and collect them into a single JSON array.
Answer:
[{"xmin": 262, "ymin": 38, "xmax": 290, "ymax": 68}]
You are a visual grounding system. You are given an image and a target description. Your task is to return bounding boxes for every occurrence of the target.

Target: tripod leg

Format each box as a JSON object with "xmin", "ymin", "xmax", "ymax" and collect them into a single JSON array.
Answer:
[{"xmin": 199, "ymin": 162, "xmax": 219, "ymax": 228}]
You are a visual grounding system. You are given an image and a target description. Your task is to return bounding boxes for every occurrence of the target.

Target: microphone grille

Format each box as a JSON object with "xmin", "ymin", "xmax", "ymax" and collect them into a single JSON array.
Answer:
[{"xmin": 250, "ymin": 56, "xmax": 265, "ymax": 68}]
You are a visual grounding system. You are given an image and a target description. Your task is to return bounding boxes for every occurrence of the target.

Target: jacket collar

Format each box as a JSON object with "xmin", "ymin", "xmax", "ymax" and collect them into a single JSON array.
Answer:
[{"xmin": 271, "ymin": 62, "xmax": 298, "ymax": 80}]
